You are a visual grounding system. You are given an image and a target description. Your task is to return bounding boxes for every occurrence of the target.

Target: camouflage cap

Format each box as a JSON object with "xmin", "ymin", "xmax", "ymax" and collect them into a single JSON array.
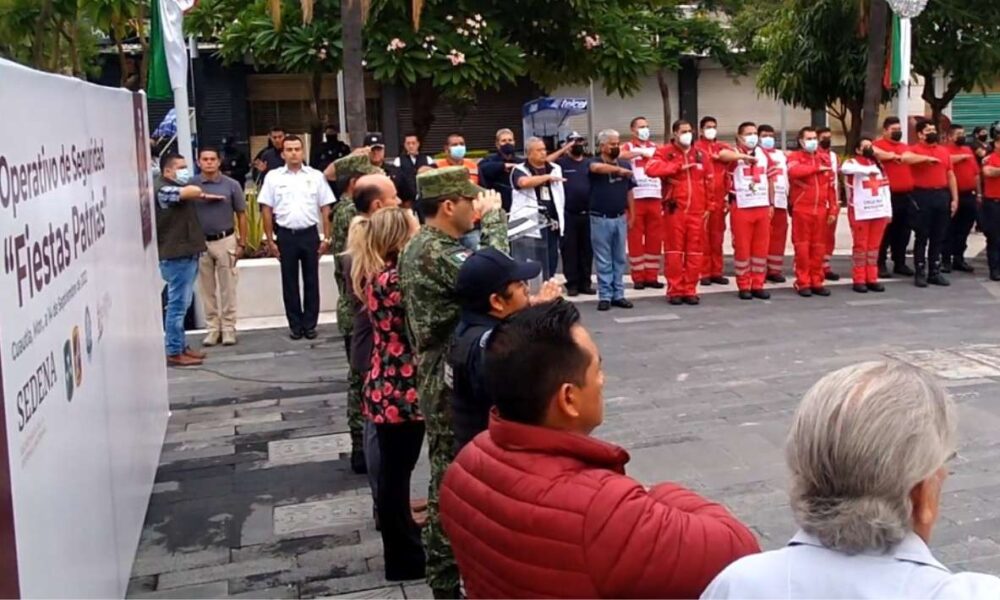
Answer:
[
  {"xmin": 417, "ymin": 165, "xmax": 483, "ymax": 200},
  {"xmin": 332, "ymin": 153, "xmax": 382, "ymax": 179}
]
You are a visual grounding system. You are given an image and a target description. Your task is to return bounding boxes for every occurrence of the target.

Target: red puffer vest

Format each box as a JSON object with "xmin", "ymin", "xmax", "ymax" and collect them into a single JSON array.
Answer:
[{"xmin": 440, "ymin": 413, "xmax": 761, "ymax": 599}]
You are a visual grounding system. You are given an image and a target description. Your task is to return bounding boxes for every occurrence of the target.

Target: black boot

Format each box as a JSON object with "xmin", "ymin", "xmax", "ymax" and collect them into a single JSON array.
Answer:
[
  {"xmin": 990, "ymin": 268, "xmax": 1000, "ymax": 282},
  {"xmin": 914, "ymin": 263, "xmax": 928, "ymax": 288},
  {"xmin": 927, "ymin": 262, "xmax": 950, "ymax": 286},
  {"xmin": 894, "ymin": 262, "xmax": 915, "ymax": 276},
  {"xmin": 940, "ymin": 259, "xmax": 953, "ymax": 274},
  {"xmin": 878, "ymin": 263, "xmax": 892, "ymax": 279},
  {"xmin": 350, "ymin": 430, "xmax": 367, "ymax": 474},
  {"xmin": 953, "ymin": 259, "xmax": 975, "ymax": 273}
]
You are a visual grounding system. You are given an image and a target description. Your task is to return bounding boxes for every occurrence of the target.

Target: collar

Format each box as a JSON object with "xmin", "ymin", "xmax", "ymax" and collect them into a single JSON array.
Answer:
[
  {"xmin": 423, "ymin": 223, "xmax": 459, "ymax": 242},
  {"xmin": 487, "ymin": 410, "xmax": 630, "ymax": 473},
  {"xmin": 458, "ymin": 310, "xmax": 501, "ymax": 328},
  {"xmin": 200, "ymin": 172, "xmax": 222, "ymax": 183},
  {"xmin": 788, "ymin": 530, "xmax": 950, "ymax": 573}
]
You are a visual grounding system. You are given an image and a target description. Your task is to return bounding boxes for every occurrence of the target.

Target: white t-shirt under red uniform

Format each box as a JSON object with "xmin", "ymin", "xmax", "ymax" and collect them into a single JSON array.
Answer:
[{"xmin": 622, "ymin": 139, "xmax": 662, "ymax": 200}]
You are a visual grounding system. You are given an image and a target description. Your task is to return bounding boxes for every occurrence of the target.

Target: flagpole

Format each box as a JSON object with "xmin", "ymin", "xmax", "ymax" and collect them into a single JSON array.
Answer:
[{"xmin": 896, "ymin": 16, "xmax": 911, "ymax": 143}]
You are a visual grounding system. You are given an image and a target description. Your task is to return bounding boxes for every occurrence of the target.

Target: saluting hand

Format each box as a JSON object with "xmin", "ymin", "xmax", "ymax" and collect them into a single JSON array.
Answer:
[
  {"xmin": 531, "ymin": 279, "xmax": 564, "ymax": 305},
  {"xmin": 474, "ymin": 189, "xmax": 503, "ymax": 215}
]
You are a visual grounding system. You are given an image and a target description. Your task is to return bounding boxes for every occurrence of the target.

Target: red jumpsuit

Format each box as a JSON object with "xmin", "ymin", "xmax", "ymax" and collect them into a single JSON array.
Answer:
[
  {"xmin": 787, "ymin": 150, "xmax": 838, "ymax": 290},
  {"xmin": 694, "ymin": 138, "xmax": 730, "ymax": 279},
  {"xmin": 842, "ymin": 157, "xmax": 891, "ymax": 285},
  {"xmin": 728, "ymin": 147, "xmax": 772, "ymax": 292},
  {"xmin": 823, "ymin": 150, "xmax": 841, "ymax": 275},
  {"xmin": 763, "ymin": 148, "xmax": 790, "ymax": 277},
  {"xmin": 647, "ymin": 143, "xmax": 713, "ymax": 299},
  {"xmin": 622, "ymin": 140, "xmax": 664, "ymax": 285}
]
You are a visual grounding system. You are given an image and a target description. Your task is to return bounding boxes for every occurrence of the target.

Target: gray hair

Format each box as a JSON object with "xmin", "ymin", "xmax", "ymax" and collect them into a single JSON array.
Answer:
[
  {"xmin": 525, "ymin": 136, "xmax": 546, "ymax": 150},
  {"xmin": 597, "ymin": 129, "xmax": 619, "ymax": 145},
  {"xmin": 786, "ymin": 361, "xmax": 956, "ymax": 554},
  {"xmin": 495, "ymin": 128, "xmax": 514, "ymax": 142}
]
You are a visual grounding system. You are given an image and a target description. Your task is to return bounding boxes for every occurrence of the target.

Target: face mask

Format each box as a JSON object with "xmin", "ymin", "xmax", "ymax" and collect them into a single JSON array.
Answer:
[
  {"xmin": 703, "ymin": 127, "xmax": 718, "ymax": 141},
  {"xmin": 500, "ymin": 143, "xmax": 515, "ymax": 156},
  {"xmin": 925, "ymin": 133, "xmax": 940, "ymax": 144},
  {"xmin": 449, "ymin": 145, "xmax": 467, "ymax": 160},
  {"xmin": 760, "ymin": 136, "xmax": 776, "ymax": 150},
  {"xmin": 978, "ymin": 133, "xmax": 989, "ymax": 142},
  {"xmin": 819, "ymin": 139, "xmax": 832, "ymax": 150},
  {"xmin": 570, "ymin": 144, "xmax": 585, "ymax": 157},
  {"xmin": 678, "ymin": 132, "xmax": 693, "ymax": 147},
  {"xmin": 174, "ymin": 167, "xmax": 192, "ymax": 184},
  {"xmin": 954, "ymin": 137, "xmax": 967, "ymax": 147},
  {"xmin": 803, "ymin": 139, "xmax": 819, "ymax": 153},
  {"xmin": 608, "ymin": 147, "xmax": 621, "ymax": 160},
  {"xmin": 743, "ymin": 134, "xmax": 759, "ymax": 149},
  {"xmin": 862, "ymin": 147, "xmax": 876, "ymax": 159},
  {"xmin": 890, "ymin": 131, "xmax": 903, "ymax": 142},
  {"xmin": 637, "ymin": 127, "xmax": 651, "ymax": 142}
]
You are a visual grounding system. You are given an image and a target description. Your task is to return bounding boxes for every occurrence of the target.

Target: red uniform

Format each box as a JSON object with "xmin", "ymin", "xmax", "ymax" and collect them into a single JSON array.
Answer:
[
  {"xmin": 728, "ymin": 146, "xmax": 772, "ymax": 292},
  {"xmin": 872, "ymin": 138, "xmax": 915, "ymax": 193},
  {"xmin": 909, "ymin": 143, "xmax": 953, "ymax": 189},
  {"xmin": 842, "ymin": 157, "xmax": 891, "ymax": 285},
  {"xmin": 947, "ymin": 144, "xmax": 979, "ymax": 193},
  {"xmin": 823, "ymin": 150, "xmax": 841, "ymax": 275},
  {"xmin": 694, "ymin": 138, "xmax": 730, "ymax": 279},
  {"xmin": 647, "ymin": 142, "xmax": 713, "ymax": 298},
  {"xmin": 787, "ymin": 150, "xmax": 838, "ymax": 290},
  {"xmin": 622, "ymin": 140, "xmax": 664, "ymax": 285},
  {"xmin": 762, "ymin": 148, "xmax": 790, "ymax": 277}
]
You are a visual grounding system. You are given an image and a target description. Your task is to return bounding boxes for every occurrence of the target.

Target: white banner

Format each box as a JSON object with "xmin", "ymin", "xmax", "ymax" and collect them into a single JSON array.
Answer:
[{"xmin": 0, "ymin": 59, "xmax": 168, "ymax": 598}]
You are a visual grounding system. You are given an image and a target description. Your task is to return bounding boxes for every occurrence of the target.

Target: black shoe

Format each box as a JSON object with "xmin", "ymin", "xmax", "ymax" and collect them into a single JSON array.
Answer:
[
  {"xmin": 878, "ymin": 264, "xmax": 892, "ymax": 279},
  {"xmin": 940, "ymin": 262, "xmax": 953, "ymax": 274},
  {"xmin": 646, "ymin": 280, "xmax": 665, "ymax": 289},
  {"xmin": 304, "ymin": 329, "xmax": 318, "ymax": 340},
  {"xmin": 580, "ymin": 286, "xmax": 597, "ymax": 295},
  {"xmin": 738, "ymin": 290, "xmax": 753, "ymax": 300},
  {"xmin": 915, "ymin": 266, "xmax": 928, "ymax": 288},
  {"xmin": 566, "ymin": 287, "xmax": 580, "ymax": 297},
  {"xmin": 597, "ymin": 300, "xmax": 611, "ymax": 311},
  {"xmin": 893, "ymin": 263, "xmax": 915, "ymax": 276},
  {"xmin": 928, "ymin": 273, "xmax": 950, "ymax": 286},
  {"xmin": 811, "ymin": 287, "xmax": 832, "ymax": 297},
  {"xmin": 853, "ymin": 284, "xmax": 869, "ymax": 293},
  {"xmin": 683, "ymin": 295, "xmax": 700, "ymax": 305},
  {"xmin": 633, "ymin": 281, "xmax": 645, "ymax": 290},
  {"xmin": 700, "ymin": 277, "xmax": 713, "ymax": 286},
  {"xmin": 711, "ymin": 276, "xmax": 730, "ymax": 285},
  {"xmin": 797, "ymin": 288, "xmax": 813, "ymax": 297},
  {"xmin": 990, "ymin": 269, "xmax": 1000, "ymax": 282},
  {"xmin": 824, "ymin": 271, "xmax": 841, "ymax": 281},
  {"xmin": 953, "ymin": 260, "xmax": 975, "ymax": 273},
  {"xmin": 611, "ymin": 298, "xmax": 634, "ymax": 309},
  {"xmin": 289, "ymin": 330, "xmax": 304, "ymax": 340},
  {"xmin": 867, "ymin": 282, "xmax": 886, "ymax": 292},
  {"xmin": 752, "ymin": 289, "xmax": 771, "ymax": 300},
  {"xmin": 766, "ymin": 273, "xmax": 787, "ymax": 283},
  {"xmin": 668, "ymin": 296, "xmax": 684, "ymax": 306},
  {"xmin": 350, "ymin": 448, "xmax": 367, "ymax": 474}
]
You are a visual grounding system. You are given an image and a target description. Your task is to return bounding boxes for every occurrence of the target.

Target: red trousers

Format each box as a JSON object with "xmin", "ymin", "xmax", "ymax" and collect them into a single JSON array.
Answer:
[
  {"xmin": 767, "ymin": 208, "xmax": 789, "ymax": 275},
  {"xmin": 849, "ymin": 212, "xmax": 889, "ymax": 284},
  {"xmin": 823, "ymin": 209, "xmax": 839, "ymax": 273},
  {"xmin": 702, "ymin": 198, "xmax": 727, "ymax": 278},
  {"xmin": 792, "ymin": 207, "xmax": 828, "ymax": 290},
  {"xmin": 664, "ymin": 210, "xmax": 705, "ymax": 298},
  {"xmin": 628, "ymin": 200, "xmax": 664, "ymax": 283},
  {"xmin": 730, "ymin": 205, "xmax": 771, "ymax": 291}
]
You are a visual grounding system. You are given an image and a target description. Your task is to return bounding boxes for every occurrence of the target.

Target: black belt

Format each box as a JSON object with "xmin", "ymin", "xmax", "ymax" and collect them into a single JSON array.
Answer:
[
  {"xmin": 589, "ymin": 211, "xmax": 624, "ymax": 219},
  {"xmin": 276, "ymin": 224, "xmax": 317, "ymax": 233},
  {"xmin": 205, "ymin": 228, "xmax": 234, "ymax": 242},
  {"xmin": 912, "ymin": 187, "xmax": 948, "ymax": 193}
]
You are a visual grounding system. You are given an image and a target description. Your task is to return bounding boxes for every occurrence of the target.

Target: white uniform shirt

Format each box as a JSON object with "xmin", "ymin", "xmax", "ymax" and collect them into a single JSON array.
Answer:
[
  {"xmin": 730, "ymin": 147, "xmax": 771, "ymax": 208},
  {"xmin": 257, "ymin": 165, "xmax": 336, "ymax": 230},
  {"xmin": 622, "ymin": 140, "xmax": 662, "ymax": 200},
  {"xmin": 702, "ymin": 530, "xmax": 1000, "ymax": 599},
  {"xmin": 765, "ymin": 149, "xmax": 789, "ymax": 209},
  {"xmin": 392, "ymin": 155, "xmax": 436, "ymax": 168}
]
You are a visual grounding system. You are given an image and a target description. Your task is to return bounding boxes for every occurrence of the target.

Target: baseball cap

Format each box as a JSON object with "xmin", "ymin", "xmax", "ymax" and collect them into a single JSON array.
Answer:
[
  {"xmin": 566, "ymin": 131, "xmax": 586, "ymax": 143},
  {"xmin": 456, "ymin": 248, "xmax": 541, "ymax": 310},
  {"xmin": 417, "ymin": 166, "xmax": 484, "ymax": 200},
  {"xmin": 364, "ymin": 132, "xmax": 385, "ymax": 148}
]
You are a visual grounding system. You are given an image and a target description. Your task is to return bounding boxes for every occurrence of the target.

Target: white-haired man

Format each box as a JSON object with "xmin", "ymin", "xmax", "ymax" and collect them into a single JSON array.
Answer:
[
  {"xmin": 588, "ymin": 129, "xmax": 636, "ymax": 312},
  {"xmin": 510, "ymin": 137, "xmax": 566, "ymax": 280},
  {"xmin": 703, "ymin": 361, "xmax": 1000, "ymax": 599}
]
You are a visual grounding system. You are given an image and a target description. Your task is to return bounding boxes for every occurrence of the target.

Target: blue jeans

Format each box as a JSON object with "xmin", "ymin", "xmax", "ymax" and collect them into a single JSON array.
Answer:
[
  {"xmin": 590, "ymin": 215, "xmax": 627, "ymax": 301},
  {"xmin": 160, "ymin": 256, "xmax": 200, "ymax": 356}
]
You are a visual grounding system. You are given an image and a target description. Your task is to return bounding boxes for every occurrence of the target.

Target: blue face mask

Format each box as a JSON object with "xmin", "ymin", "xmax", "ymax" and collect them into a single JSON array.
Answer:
[
  {"xmin": 743, "ymin": 134, "xmax": 759, "ymax": 149},
  {"xmin": 450, "ymin": 145, "xmax": 467, "ymax": 160},
  {"xmin": 760, "ymin": 136, "xmax": 776, "ymax": 150},
  {"xmin": 803, "ymin": 139, "xmax": 819, "ymax": 153},
  {"xmin": 174, "ymin": 167, "xmax": 192, "ymax": 184}
]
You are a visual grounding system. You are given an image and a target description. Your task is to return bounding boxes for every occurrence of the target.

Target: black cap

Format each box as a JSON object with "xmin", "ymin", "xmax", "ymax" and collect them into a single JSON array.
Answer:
[
  {"xmin": 364, "ymin": 132, "xmax": 385, "ymax": 148},
  {"xmin": 456, "ymin": 248, "xmax": 541, "ymax": 310}
]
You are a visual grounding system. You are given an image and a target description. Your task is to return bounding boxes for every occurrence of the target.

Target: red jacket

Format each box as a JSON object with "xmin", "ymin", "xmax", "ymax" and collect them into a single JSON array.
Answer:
[
  {"xmin": 440, "ymin": 413, "xmax": 761, "ymax": 599},
  {"xmin": 646, "ymin": 142, "xmax": 715, "ymax": 212},
  {"xmin": 695, "ymin": 138, "xmax": 732, "ymax": 200},
  {"xmin": 787, "ymin": 150, "xmax": 838, "ymax": 216}
]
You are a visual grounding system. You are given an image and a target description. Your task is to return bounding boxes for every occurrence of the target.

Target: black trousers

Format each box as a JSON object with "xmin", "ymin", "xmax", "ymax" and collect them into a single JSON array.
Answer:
[
  {"xmin": 561, "ymin": 212, "xmax": 593, "ymax": 292},
  {"xmin": 879, "ymin": 191, "xmax": 913, "ymax": 266},
  {"xmin": 981, "ymin": 199, "xmax": 1000, "ymax": 272},
  {"xmin": 275, "ymin": 225, "xmax": 320, "ymax": 333},
  {"xmin": 376, "ymin": 420, "xmax": 426, "ymax": 581},
  {"xmin": 910, "ymin": 189, "xmax": 951, "ymax": 273},
  {"xmin": 943, "ymin": 191, "xmax": 979, "ymax": 264}
]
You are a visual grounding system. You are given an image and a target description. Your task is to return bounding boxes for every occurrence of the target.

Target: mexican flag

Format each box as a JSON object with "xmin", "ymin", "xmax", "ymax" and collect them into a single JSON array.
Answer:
[
  {"xmin": 884, "ymin": 13, "xmax": 904, "ymax": 90},
  {"xmin": 147, "ymin": 0, "xmax": 197, "ymax": 100}
]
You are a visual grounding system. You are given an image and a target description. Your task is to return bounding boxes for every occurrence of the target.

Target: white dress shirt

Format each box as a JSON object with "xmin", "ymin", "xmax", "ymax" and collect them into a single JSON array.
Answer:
[
  {"xmin": 257, "ymin": 165, "xmax": 335, "ymax": 230},
  {"xmin": 702, "ymin": 530, "xmax": 1000, "ymax": 599}
]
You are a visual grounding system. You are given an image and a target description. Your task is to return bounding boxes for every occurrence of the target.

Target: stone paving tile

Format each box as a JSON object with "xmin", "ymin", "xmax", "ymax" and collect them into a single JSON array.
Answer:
[
  {"xmin": 132, "ymin": 581, "xmax": 230, "ymax": 599},
  {"xmin": 268, "ymin": 434, "xmax": 353, "ymax": 466}
]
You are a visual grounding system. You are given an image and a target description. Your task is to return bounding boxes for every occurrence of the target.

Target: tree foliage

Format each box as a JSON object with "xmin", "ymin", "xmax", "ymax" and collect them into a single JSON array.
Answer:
[{"xmin": 0, "ymin": 0, "xmax": 101, "ymax": 77}]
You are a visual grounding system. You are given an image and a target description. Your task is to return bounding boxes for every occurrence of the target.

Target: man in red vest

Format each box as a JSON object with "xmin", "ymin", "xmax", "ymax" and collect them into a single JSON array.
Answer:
[
  {"xmin": 621, "ymin": 116, "xmax": 665, "ymax": 289},
  {"xmin": 872, "ymin": 116, "xmax": 916, "ymax": 278},
  {"xmin": 904, "ymin": 119, "xmax": 958, "ymax": 287},
  {"xmin": 695, "ymin": 116, "xmax": 732, "ymax": 286},
  {"xmin": 787, "ymin": 126, "xmax": 838, "ymax": 297}
]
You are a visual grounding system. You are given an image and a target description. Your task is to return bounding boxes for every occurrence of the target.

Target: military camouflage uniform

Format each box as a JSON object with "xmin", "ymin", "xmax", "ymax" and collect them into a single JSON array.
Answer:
[
  {"xmin": 399, "ymin": 167, "xmax": 509, "ymax": 598},
  {"xmin": 330, "ymin": 154, "xmax": 381, "ymax": 446}
]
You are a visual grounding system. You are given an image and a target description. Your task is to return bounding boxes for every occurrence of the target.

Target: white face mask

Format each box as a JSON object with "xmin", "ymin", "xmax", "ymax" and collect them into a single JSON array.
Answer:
[
  {"xmin": 743, "ymin": 134, "xmax": 759, "ymax": 150},
  {"xmin": 703, "ymin": 127, "xmax": 718, "ymax": 141},
  {"xmin": 637, "ymin": 127, "xmax": 651, "ymax": 142},
  {"xmin": 678, "ymin": 132, "xmax": 693, "ymax": 147}
]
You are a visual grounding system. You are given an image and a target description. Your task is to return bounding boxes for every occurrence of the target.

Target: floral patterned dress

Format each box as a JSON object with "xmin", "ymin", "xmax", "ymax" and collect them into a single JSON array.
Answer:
[{"xmin": 363, "ymin": 264, "xmax": 423, "ymax": 424}]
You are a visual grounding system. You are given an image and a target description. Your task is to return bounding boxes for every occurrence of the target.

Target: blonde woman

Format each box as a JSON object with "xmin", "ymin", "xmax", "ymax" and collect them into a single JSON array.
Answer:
[{"xmin": 349, "ymin": 207, "xmax": 425, "ymax": 581}]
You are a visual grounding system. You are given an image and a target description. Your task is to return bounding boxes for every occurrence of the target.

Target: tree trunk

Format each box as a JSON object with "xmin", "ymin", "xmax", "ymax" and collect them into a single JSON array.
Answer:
[
  {"xmin": 341, "ymin": 0, "xmax": 367, "ymax": 147},
  {"xmin": 33, "ymin": 0, "xmax": 53, "ymax": 69},
  {"xmin": 920, "ymin": 73, "xmax": 962, "ymax": 130},
  {"xmin": 656, "ymin": 67, "xmax": 672, "ymax": 136},
  {"xmin": 847, "ymin": 100, "xmax": 864, "ymax": 154},
  {"xmin": 136, "ymin": 4, "xmax": 150, "ymax": 91},
  {"xmin": 410, "ymin": 79, "xmax": 439, "ymax": 142},
  {"xmin": 308, "ymin": 70, "xmax": 324, "ymax": 159},
  {"xmin": 861, "ymin": 0, "xmax": 888, "ymax": 139}
]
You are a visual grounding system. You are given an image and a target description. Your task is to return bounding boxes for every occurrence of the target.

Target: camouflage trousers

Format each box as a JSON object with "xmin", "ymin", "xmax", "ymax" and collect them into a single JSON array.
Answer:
[{"xmin": 343, "ymin": 334, "xmax": 364, "ymax": 442}]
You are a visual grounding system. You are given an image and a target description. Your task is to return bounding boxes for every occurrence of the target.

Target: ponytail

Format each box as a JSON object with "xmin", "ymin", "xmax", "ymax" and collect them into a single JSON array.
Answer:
[{"xmin": 346, "ymin": 215, "xmax": 382, "ymax": 300}]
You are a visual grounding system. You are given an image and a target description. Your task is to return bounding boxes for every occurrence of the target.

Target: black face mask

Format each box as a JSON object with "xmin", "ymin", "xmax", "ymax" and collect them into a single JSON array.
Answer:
[
  {"xmin": 862, "ymin": 147, "xmax": 876, "ymax": 159},
  {"xmin": 954, "ymin": 137, "xmax": 967, "ymax": 147},
  {"xmin": 500, "ymin": 143, "xmax": 516, "ymax": 156},
  {"xmin": 608, "ymin": 147, "xmax": 621, "ymax": 160},
  {"xmin": 819, "ymin": 139, "xmax": 832, "ymax": 150},
  {"xmin": 925, "ymin": 133, "xmax": 940, "ymax": 144},
  {"xmin": 570, "ymin": 144, "xmax": 585, "ymax": 157},
  {"xmin": 890, "ymin": 131, "xmax": 903, "ymax": 142},
  {"xmin": 978, "ymin": 133, "xmax": 989, "ymax": 142}
]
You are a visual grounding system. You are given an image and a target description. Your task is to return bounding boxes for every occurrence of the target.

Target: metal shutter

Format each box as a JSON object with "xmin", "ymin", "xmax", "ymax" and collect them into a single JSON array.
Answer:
[{"xmin": 951, "ymin": 92, "xmax": 1000, "ymax": 129}]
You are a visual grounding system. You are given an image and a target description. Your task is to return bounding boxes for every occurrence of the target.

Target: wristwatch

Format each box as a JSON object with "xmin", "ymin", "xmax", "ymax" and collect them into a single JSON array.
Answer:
[{"xmin": 323, "ymin": 236, "xmax": 333, "ymax": 245}]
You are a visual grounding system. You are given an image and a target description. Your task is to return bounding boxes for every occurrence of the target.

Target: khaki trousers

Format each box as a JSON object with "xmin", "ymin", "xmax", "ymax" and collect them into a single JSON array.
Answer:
[{"xmin": 198, "ymin": 234, "xmax": 239, "ymax": 332}]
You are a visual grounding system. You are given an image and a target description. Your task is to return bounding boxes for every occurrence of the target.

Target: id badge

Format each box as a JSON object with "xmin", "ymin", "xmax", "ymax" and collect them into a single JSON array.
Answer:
[{"xmin": 540, "ymin": 186, "xmax": 552, "ymax": 202}]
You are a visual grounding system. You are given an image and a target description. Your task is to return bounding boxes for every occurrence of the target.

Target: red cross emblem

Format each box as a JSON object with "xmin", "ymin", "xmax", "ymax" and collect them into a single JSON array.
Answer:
[
  {"xmin": 740, "ymin": 163, "xmax": 764, "ymax": 180},
  {"xmin": 862, "ymin": 174, "xmax": 888, "ymax": 194}
]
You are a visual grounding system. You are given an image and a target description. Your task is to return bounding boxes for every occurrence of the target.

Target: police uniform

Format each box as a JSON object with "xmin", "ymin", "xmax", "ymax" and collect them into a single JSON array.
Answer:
[{"xmin": 399, "ymin": 167, "xmax": 509, "ymax": 598}]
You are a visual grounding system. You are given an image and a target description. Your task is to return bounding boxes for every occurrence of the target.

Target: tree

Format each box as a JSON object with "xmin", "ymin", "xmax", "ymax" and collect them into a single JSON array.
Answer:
[
  {"xmin": 911, "ymin": 0, "xmax": 1000, "ymax": 127},
  {"xmin": 861, "ymin": 0, "xmax": 889, "ymax": 139},
  {"xmin": 0, "ymin": 0, "xmax": 101, "ymax": 77},
  {"xmin": 86, "ymin": 0, "xmax": 149, "ymax": 89},
  {"xmin": 341, "ymin": 0, "xmax": 366, "ymax": 146}
]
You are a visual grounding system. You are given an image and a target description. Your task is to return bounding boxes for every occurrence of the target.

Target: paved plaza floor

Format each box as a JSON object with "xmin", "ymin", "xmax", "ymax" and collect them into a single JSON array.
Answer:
[{"xmin": 128, "ymin": 251, "xmax": 1000, "ymax": 598}]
